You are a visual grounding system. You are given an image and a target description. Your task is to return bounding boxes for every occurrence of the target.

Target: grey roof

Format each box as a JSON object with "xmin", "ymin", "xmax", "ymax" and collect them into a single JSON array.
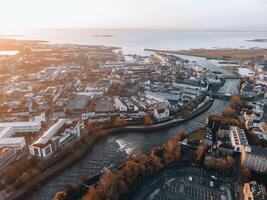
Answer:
[
  {"xmin": 66, "ymin": 96, "xmax": 91, "ymax": 110},
  {"xmin": 250, "ymin": 146, "xmax": 267, "ymax": 159}
]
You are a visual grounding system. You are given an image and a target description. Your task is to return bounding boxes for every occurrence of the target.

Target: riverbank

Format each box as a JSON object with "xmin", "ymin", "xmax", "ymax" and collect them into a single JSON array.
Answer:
[
  {"xmin": 6, "ymin": 98, "xmax": 214, "ymax": 200},
  {"xmin": 52, "ymin": 128, "xmax": 207, "ymax": 200}
]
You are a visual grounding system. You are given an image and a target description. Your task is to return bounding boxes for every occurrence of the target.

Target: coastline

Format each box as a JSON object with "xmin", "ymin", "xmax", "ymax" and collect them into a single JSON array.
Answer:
[
  {"xmin": 6, "ymin": 98, "xmax": 214, "ymax": 200},
  {"xmin": 144, "ymin": 48, "xmax": 267, "ymax": 59}
]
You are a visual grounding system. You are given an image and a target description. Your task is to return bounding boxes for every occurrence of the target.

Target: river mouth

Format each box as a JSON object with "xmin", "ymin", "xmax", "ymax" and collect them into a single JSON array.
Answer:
[{"xmin": 29, "ymin": 56, "xmax": 239, "ymax": 200}]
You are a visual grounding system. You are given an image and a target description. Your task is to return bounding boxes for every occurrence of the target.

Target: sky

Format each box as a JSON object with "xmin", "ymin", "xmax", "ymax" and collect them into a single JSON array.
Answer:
[{"xmin": 0, "ymin": 0, "xmax": 266, "ymax": 31}]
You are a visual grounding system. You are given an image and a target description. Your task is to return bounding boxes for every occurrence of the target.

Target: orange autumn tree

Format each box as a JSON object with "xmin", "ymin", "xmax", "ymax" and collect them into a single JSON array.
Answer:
[
  {"xmin": 113, "ymin": 117, "xmax": 128, "ymax": 126},
  {"xmin": 231, "ymin": 95, "xmax": 243, "ymax": 107},
  {"xmin": 144, "ymin": 115, "xmax": 153, "ymax": 125},
  {"xmin": 223, "ymin": 107, "xmax": 237, "ymax": 116},
  {"xmin": 86, "ymin": 122, "xmax": 104, "ymax": 133},
  {"xmin": 162, "ymin": 133, "xmax": 183, "ymax": 165},
  {"xmin": 195, "ymin": 143, "xmax": 207, "ymax": 161},
  {"xmin": 78, "ymin": 133, "xmax": 184, "ymax": 200}
]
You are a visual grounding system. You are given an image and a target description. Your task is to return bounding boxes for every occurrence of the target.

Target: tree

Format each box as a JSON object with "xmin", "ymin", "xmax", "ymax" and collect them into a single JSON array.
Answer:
[
  {"xmin": 223, "ymin": 107, "xmax": 237, "ymax": 116},
  {"xmin": 195, "ymin": 143, "xmax": 207, "ymax": 161},
  {"xmin": 226, "ymin": 155, "xmax": 235, "ymax": 167},
  {"xmin": 18, "ymin": 171, "xmax": 32, "ymax": 184},
  {"xmin": 205, "ymin": 155, "xmax": 234, "ymax": 173},
  {"xmin": 162, "ymin": 133, "xmax": 183, "ymax": 165},
  {"xmin": 5, "ymin": 185, "xmax": 15, "ymax": 193},
  {"xmin": 2, "ymin": 159, "xmax": 34, "ymax": 183},
  {"xmin": 242, "ymin": 167, "xmax": 251, "ymax": 182},
  {"xmin": 113, "ymin": 118, "xmax": 127, "ymax": 126},
  {"xmin": 86, "ymin": 122, "xmax": 104, "ymax": 133},
  {"xmin": 2, "ymin": 165, "xmax": 19, "ymax": 183},
  {"xmin": 150, "ymin": 154, "xmax": 163, "ymax": 170},
  {"xmin": 231, "ymin": 95, "xmax": 242, "ymax": 107},
  {"xmin": 30, "ymin": 168, "xmax": 41, "ymax": 177},
  {"xmin": 53, "ymin": 192, "xmax": 66, "ymax": 200},
  {"xmin": 144, "ymin": 115, "xmax": 153, "ymax": 125}
]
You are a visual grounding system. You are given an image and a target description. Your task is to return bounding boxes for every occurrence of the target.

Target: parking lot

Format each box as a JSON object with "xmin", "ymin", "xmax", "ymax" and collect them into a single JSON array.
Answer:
[
  {"xmin": 150, "ymin": 175, "xmax": 230, "ymax": 200},
  {"xmin": 130, "ymin": 165, "xmax": 236, "ymax": 200}
]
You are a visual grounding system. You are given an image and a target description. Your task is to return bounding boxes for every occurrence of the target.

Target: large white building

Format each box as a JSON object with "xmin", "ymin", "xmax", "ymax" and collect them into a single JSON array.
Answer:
[
  {"xmin": 0, "ymin": 126, "xmax": 25, "ymax": 150},
  {"xmin": 0, "ymin": 120, "xmax": 42, "ymax": 133},
  {"xmin": 0, "ymin": 127, "xmax": 14, "ymax": 138},
  {"xmin": 0, "ymin": 137, "xmax": 25, "ymax": 150},
  {"xmin": 0, "ymin": 120, "xmax": 42, "ymax": 150},
  {"xmin": 29, "ymin": 119, "xmax": 82, "ymax": 158}
]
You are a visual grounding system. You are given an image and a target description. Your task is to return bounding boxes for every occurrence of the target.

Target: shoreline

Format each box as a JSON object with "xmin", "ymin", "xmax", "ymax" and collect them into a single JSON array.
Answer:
[
  {"xmin": 7, "ymin": 98, "xmax": 214, "ymax": 200},
  {"xmin": 0, "ymin": 37, "xmax": 121, "ymax": 52},
  {"xmin": 144, "ymin": 48, "xmax": 267, "ymax": 59}
]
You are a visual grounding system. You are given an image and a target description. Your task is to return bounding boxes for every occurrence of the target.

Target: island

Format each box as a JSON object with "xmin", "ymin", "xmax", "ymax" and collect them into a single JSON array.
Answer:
[
  {"xmin": 92, "ymin": 35, "xmax": 114, "ymax": 37},
  {"xmin": 247, "ymin": 39, "xmax": 267, "ymax": 43}
]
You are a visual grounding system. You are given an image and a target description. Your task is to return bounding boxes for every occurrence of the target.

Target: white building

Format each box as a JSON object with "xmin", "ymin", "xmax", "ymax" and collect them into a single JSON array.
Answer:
[
  {"xmin": 0, "ymin": 127, "xmax": 14, "ymax": 138},
  {"xmin": 0, "ymin": 119, "xmax": 41, "ymax": 150},
  {"xmin": 29, "ymin": 119, "xmax": 82, "ymax": 158},
  {"xmin": 114, "ymin": 97, "xmax": 128, "ymax": 111},
  {"xmin": 230, "ymin": 126, "xmax": 250, "ymax": 152},
  {"xmin": 0, "ymin": 137, "xmax": 26, "ymax": 150},
  {"xmin": 0, "ymin": 127, "xmax": 25, "ymax": 150},
  {"xmin": 0, "ymin": 120, "xmax": 42, "ymax": 133},
  {"xmin": 153, "ymin": 108, "xmax": 170, "ymax": 122}
]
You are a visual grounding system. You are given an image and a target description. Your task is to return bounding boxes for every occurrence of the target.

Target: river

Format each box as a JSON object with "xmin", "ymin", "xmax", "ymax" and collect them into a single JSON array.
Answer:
[{"xmin": 29, "ymin": 57, "xmax": 239, "ymax": 200}]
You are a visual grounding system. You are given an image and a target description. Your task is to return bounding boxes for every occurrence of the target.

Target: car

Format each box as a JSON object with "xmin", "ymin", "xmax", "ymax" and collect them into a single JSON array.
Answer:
[
  {"xmin": 210, "ymin": 181, "xmax": 214, "ymax": 187},
  {"xmin": 211, "ymin": 175, "xmax": 217, "ymax": 180}
]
